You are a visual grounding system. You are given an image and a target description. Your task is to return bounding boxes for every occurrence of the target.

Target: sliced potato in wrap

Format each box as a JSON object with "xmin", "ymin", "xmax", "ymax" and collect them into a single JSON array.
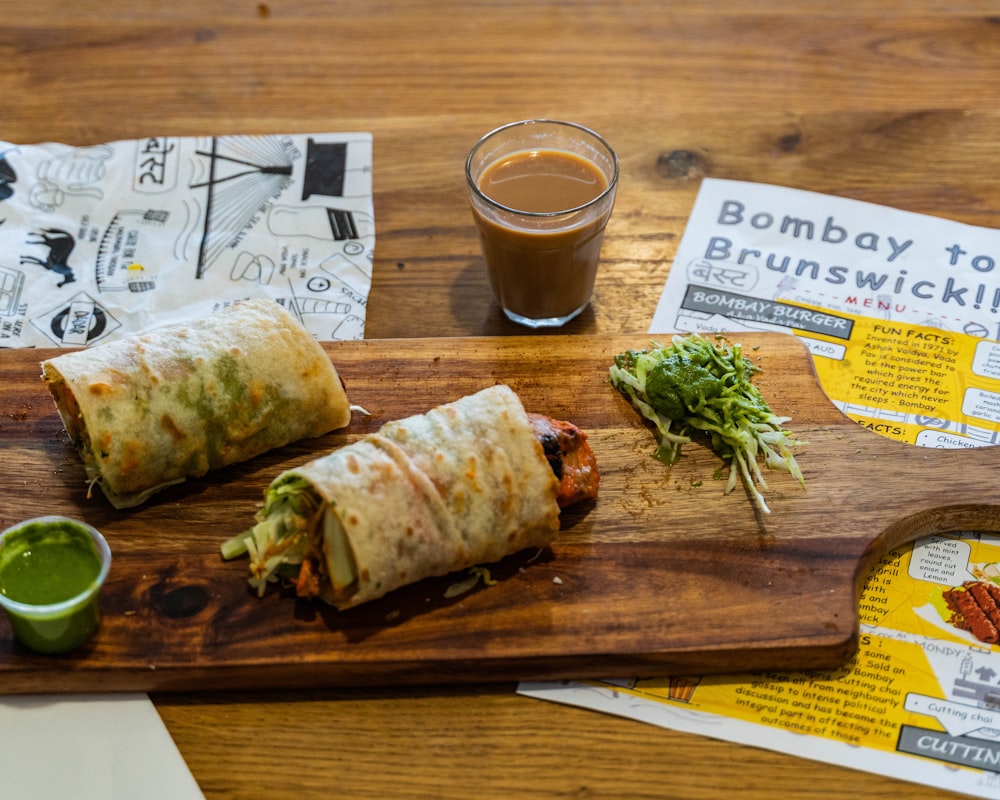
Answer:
[
  {"xmin": 223, "ymin": 384, "xmax": 561, "ymax": 609},
  {"xmin": 41, "ymin": 298, "xmax": 351, "ymax": 509}
]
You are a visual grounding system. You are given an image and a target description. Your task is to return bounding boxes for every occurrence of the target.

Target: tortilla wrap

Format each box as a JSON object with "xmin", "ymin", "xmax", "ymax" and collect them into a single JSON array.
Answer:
[
  {"xmin": 41, "ymin": 299, "xmax": 351, "ymax": 509},
  {"xmin": 232, "ymin": 384, "xmax": 560, "ymax": 609}
]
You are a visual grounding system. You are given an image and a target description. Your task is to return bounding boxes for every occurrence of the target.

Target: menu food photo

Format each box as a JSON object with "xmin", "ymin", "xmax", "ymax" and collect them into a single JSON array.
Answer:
[{"xmin": 521, "ymin": 179, "xmax": 1000, "ymax": 800}]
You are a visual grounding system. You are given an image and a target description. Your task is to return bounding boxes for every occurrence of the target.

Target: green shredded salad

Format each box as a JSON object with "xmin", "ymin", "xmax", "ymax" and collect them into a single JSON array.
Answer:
[
  {"xmin": 609, "ymin": 333, "xmax": 805, "ymax": 514},
  {"xmin": 220, "ymin": 475, "xmax": 320, "ymax": 595}
]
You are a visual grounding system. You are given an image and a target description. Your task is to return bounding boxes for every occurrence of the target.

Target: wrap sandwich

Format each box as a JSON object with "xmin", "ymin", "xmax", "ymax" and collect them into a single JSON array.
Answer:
[
  {"xmin": 41, "ymin": 299, "xmax": 352, "ymax": 509},
  {"xmin": 221, "ymin": 384, "xmax": 599, "ymax": 609}
]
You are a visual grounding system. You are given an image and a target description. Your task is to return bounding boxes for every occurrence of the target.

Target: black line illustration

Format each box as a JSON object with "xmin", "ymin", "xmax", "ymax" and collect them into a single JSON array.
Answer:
[
  {"xmin": 319, "ymin": 250, "xmax": 371, "ymax": 299},
  {"xmin": 302, "ymin": 138, "xmax": 347, "ymax": 199},
  {"xmin": 230, "ymin": 251, "xmax": 276, "ymax": 285},
  {"xmin": 93, "ymin": 210, "xmax": 166, "ymax": 293},
  {"xmin": 301, "ymin": 137, "xmax": 371, "ymax": 200},
  {"xmin": 30, "ymin": 291, "xmax": 121, "ymax": 347},
  {"xmin": 0, "ymin": 266, "xmax": 25, "ymax": 316},
  {"xmin": 0, "ymin": 146, "xmax": 17, "ymax": 204},
  {"xmin": 50, "ymin": 301, "xmax": 109, "ymax": 341},
  {"xmin": 30, "ymin": 144, "xmax": 111, "ymax": 212},
  {"xmin": 175, "ymin": 197, "xmax": 202, "ymax": 262},
  {"xmin": 267, "ymin": 203, "xmax": 375, "ymax": 242},
  {"xmin": 20, "ymin": 228, "xmax": 76, "ymax": 288},
  {"xmin": 190, "ymin": 136, "xmax": 296, "ymax": 278}
]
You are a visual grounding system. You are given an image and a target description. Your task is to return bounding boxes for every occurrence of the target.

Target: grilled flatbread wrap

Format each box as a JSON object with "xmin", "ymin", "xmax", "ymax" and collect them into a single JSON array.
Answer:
[
  {"xmin": 223, "ymin": 384, "xmax": 562, "ymax": 609},
  {"xmin": 41, "ymin": 299, "xmax": 351, "ymax": 509}
]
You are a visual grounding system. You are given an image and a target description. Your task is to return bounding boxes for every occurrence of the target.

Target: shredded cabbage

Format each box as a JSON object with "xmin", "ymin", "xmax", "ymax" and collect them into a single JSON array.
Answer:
[
  {"xmin": 610, "ymin": 333, "xmax": 805, "ymax": 514},
  {"xmin": 443, "ymin": 566, "xmax": 498, "ymax": 599},
  {"xmin": 220, "ymin": 475, "xmax": 321, "ymax": 595}
]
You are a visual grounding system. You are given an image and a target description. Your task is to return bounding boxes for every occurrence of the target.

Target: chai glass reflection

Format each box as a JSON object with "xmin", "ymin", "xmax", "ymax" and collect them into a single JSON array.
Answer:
[{"xmin": 466, "ymin": 120, "xmax": 619, "ymax": 328}]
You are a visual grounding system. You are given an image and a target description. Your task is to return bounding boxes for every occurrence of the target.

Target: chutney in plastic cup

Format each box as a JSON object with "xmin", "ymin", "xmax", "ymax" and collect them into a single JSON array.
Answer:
[
  {"xmin": 0, "ymin": 516, "xmax": 111, "ymax": 654},
  {"xmin": 466, "ymin": 119, "xmax": 619, "ymax": 328}
]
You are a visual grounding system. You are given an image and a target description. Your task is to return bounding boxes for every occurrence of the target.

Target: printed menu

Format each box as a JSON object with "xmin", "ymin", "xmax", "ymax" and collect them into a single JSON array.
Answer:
[
  {"xmin": 0, "ymin": 132, "xmax": 373, "ymax": 348},
  {"xmin": 521, "ymin": 179, "xmax": 1000, "ymax": 799}
]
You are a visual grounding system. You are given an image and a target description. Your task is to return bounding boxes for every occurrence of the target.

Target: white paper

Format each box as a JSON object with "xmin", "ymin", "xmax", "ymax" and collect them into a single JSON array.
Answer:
[
  {"xmin": 0, "ymin": 694, "xmax": 204, "ymax": 799},
  {"xmin": 520, "ymin": 680, "xmax": 1000, "ymax": 799},
  {"xmin": 651, "ymin": 177, "xmax": 1000, "ymax": 340},
  {"xmin": 0, "ymin": 132, "xmax": 373, "ymax": 347}
]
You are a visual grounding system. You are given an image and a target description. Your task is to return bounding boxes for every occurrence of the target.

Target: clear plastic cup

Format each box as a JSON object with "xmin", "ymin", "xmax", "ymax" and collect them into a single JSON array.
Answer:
[{"xmin": 0, "ymin": 516, "xmax": 112, "ymax": 654}]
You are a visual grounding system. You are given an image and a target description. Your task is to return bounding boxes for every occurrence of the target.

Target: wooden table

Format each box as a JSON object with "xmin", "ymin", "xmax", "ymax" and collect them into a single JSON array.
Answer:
[{"xmin": 2, "ymin": 1, "xmax": 994, "ymax": 797}]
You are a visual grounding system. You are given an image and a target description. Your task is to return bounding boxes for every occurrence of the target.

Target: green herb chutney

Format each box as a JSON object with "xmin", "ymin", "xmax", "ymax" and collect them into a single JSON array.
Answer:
[
  {"xmin": 0, "ymin": 522, "xmax": 102, "ymax": 605},
  {"xmin": 0, "ymin": 517, "xmax": 111, "ymax": 654}
]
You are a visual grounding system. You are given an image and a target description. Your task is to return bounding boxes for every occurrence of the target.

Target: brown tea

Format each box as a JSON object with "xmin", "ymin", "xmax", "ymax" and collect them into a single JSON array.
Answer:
[
  {"xmin": 472, "ymin": 148, "xmax": 613, "ymax": 324},
  {"xmin": 477, "ymin": 149, "xmax": 608, "ymax": 213}
]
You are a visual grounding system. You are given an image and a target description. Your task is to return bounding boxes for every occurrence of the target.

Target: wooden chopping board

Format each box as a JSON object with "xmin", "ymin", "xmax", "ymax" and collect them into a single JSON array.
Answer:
[{"xmin": 1, "ymin": 333, "xmax": 998, "ymax": 694}]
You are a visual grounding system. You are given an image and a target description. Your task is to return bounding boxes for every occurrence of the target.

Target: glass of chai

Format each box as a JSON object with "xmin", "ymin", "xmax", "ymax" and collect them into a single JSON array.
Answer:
[{"xmin": 466, "ymin": 119, "xmax": 619, "ymax": 328}]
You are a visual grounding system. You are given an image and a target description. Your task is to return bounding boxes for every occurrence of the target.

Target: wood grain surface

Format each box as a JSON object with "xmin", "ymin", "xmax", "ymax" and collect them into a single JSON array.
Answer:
[
  {"xmin": 6, "ymin": 2, "xmax": 1000, "ymax": 353},
  {"xmin": 3, "ymin": 0, "xmax": 996, "ymax": 796},
  {"xmin": 2, "ymin": 333, "xmax": 997, "ymax": 694}
]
